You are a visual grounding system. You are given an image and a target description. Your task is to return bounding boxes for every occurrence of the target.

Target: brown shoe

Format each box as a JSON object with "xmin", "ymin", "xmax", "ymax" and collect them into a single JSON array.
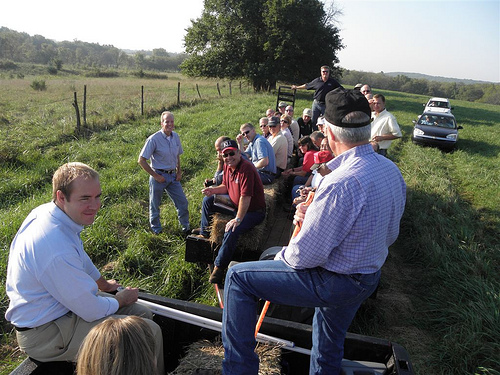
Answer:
[{"xmin": 209, "ymin": 266, "xmax": 225, "ymax": 284}]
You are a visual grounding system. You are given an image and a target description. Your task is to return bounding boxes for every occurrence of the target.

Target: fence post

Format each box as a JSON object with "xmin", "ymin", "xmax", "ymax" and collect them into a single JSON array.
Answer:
[
  {"xmin": 72, "ymin": 92, "xmax": 81, "ymax": 134},
  {"xmin": 196, "ymin": 84, "xmax": 202, "ymax": 99},
  {"xmin": 239, "ymin": 81, "xmax": 242, "ymax": 94},
  {"xmin": 141, "ymin": 85, "xmax": 144, "ymax": 116},
  {"xmin": 83, "ymin": 85, "xmax": 87, "ymax": 127},
  {"xmin": 217, "ymin": 82, "xmax": 221, "ymax": 97},
  {"xmin": 229, "ymin": 81, "xmax": 232, "ymax": 95},
  {"xmin": 177, "ymin": 82, "xmax": 181, "ymax": 105}
]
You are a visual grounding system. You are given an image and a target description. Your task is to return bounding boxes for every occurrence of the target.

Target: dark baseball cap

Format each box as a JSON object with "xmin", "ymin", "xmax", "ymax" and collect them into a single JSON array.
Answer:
[
  {"xmin": 221, "ymin": 139, "xmax": 238, "ymax": 153},
  {"xmin": 324, "ymin": 87, "xmax": 371, "ymax": 128}
]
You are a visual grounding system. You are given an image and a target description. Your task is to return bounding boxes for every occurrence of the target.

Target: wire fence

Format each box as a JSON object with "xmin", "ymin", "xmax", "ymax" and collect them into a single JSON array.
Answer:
[{"xmin": 0, "ymin": 78, "xmax": 253, "ymax": 139}]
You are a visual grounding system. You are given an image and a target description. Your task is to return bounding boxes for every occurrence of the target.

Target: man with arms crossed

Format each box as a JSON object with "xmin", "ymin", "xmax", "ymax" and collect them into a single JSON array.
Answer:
[
  {"xmin": 5, "ymin": 162, "xmax": 163, "ymax": 373},
  {"xmin": 221, "ymin": 88, "xmax": 406, "ymax": 374},
  {"xmin": 138, "ymin": 111, "xmax": 190, "ymax": 235}
]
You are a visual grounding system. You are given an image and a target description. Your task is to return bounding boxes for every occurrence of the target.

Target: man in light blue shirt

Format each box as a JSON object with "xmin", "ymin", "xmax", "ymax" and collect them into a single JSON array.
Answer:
[
  {"xmin": 138, "ymin": 111, "xmax": 190, "ymax": 235},
  {"xmin": 221, "ymin": 88, "xmax": 406, "ymax": 374},
  {"xmin": 236, "ymin": 122, "xmax": 276, "ymax": 185},
  {"xmin": 5, "ymin": 163, "xmax": 163, "ymax": 372}
]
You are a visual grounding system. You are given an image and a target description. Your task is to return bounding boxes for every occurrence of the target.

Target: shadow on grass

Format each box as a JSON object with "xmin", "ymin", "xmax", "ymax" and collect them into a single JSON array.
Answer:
[{"xmin": 455, "ymin": 138, "xmax": 500, "ymax": 158}]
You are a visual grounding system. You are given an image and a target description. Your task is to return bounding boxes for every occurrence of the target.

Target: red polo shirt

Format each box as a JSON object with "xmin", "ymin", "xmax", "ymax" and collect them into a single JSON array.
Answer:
[{"xmin": 223, "ymin": 158, "xmax": 266, "ymax": 212}]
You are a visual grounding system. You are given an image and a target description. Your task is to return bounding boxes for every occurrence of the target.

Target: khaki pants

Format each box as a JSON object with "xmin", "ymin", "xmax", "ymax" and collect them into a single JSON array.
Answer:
[{"xmin": 16, "ymin": 303, "xmax": 165, "ymax": 374}]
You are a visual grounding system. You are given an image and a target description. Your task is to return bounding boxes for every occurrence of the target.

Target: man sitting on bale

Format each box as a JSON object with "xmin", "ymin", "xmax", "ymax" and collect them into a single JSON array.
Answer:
[
  {"xmin": 220, "ymin": 88, "xmax": 406, "ymax": 375},
  {"xmin": 192, "ymin": 139, "xmax": 266, "ymax": 284},
  {"xmin": 237, "ymin": 122, "xmax": 277, "ymax": 185}
]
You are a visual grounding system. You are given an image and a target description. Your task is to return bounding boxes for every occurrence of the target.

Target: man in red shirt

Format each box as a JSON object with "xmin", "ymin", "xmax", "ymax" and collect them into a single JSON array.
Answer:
[{"xmin": 192, "ymin": 139, "xmax": 266, "ymax": 284}]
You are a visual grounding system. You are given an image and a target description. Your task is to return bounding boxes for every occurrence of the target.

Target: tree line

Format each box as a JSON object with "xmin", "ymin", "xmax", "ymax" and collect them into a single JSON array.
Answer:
[
  {"xmin": 0, "ymin": 27, "xmax": 186, "ymax": 72},
  {"xmin": 2, "ymin": 9, "xmax": 498, "ymax": 106},
  {"xmin": 341, "ymin": 69, "xmax": 500, "ymax": 105}
]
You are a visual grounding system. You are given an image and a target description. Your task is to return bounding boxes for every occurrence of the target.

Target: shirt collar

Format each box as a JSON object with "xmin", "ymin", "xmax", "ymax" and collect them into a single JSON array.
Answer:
[
  {"xmin": 49, "ymin": 201, "xmax": 84, "ymax": 234},
  {"xmin": 326, "ymin": 143, "xmax": 375, "ymax": 171}
]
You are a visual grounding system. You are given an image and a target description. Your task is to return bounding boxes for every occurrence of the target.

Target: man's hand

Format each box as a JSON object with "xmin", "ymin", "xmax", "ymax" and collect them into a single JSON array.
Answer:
[
  {"xmin": 154, "ymin": 173, "xmax": 166, "ymax": 183},
  {"xmin": 115, "ymin": 287, "xmax": 139, "ymax": 308},
  {"xmin": 96, "ymin": 277, "xmax": 121, "ymax": 293},
  {"xmin": 293, "ymin": 202, "xmax": 309, "ymax": 226},
  {"xmin": 202, "ymin": 186, "xmax": 214, "ymax": 197},
  {"xmin": 225, "ymin": 218, "xmax": 241, "ymax": 233}
]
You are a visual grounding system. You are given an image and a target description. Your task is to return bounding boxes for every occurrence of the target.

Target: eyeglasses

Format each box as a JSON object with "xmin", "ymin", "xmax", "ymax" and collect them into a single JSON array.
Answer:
[
  {"xmin": 259, "ymin": 124, "xmax": 268, "ymax": 128},
  {"xmin": 223, "ymin": 151, "xmax": 235, "ymax": 158},
  {"xmin": 321, "ymin": 70, "xmax": 329, "ymax": 74},
  {"xmin": 241, "ymin": 130, "xmax": 251, "ymax": 136},
  {"xmin": 286, "ymin": 109, "xmax": 293, "ymax": 112},
  {"xmin": 362, "ymin": 90, "xmax": 371, "ymax": 94},
  {"xmin": 280, "ymin": 120, "xmax": 289, "ymax": 124}
]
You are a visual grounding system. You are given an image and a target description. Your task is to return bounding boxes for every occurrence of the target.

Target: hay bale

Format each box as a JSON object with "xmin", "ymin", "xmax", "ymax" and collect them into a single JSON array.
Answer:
[
  {"xmin": 207, "ymin": 181, "xmax": 280, "ymax": 253},
  {"xmin": 169, "ymin": 339, "xmax": 281, "ymax": 375}
]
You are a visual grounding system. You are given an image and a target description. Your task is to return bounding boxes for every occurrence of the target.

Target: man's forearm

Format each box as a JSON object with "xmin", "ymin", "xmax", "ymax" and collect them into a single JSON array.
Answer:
[
  {"xmin": 236, "ymin": 196, "xmax": 251, "ymax": 220},
  {"xmin": 138, "ymin": 157, "xmax": 157, "ymax": 177},
  {"xmin": 254, "ymin": 157, "xmax": 269, "ymax": 170}
]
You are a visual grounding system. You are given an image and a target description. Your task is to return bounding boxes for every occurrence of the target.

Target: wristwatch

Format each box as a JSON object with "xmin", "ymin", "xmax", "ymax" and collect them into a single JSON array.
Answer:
[{"xmin": 235, "ymin": 217, "xmax": 242, "ymax": 223}]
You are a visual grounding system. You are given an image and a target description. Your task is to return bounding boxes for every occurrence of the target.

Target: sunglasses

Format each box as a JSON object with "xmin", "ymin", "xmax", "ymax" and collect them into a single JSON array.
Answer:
[
  {"xmin": 280, "ymin": 120, "xmax": 289, "ymax": 124},
  {"xmin": 269, "ymin": 124, "xmax": 278, "ymax": 128},
  {"xmin": 259, "ymin": 124, "xmax": 268, "ymax": 128},
  {"xmin": 223, "ymin": 151, "xmax": 235, "ymax": 158},
  {"xmin": 241, "ymin": 130, "xmax": 251, "ymax": 136}
]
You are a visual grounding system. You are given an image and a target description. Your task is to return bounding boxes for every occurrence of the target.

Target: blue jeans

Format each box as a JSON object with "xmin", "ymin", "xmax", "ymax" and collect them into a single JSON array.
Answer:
[
  {"xmin": 258, "ymin": 170, "xmax": 275, "ymax": 185},
  {"xmin": 200, "ymin": 195, "xmax": 265, "ymax": 268},
  {"xmin": 149, "ymin": 173, "xmax": 189, "ymax": 234},
  {"xmin": 312, "ymin": 99, "xmax": 326, "ymax": 126},
  {"xmin": 222, "ymin": 259, "xmax": 381, "ymax": 375},
  {"xmin": 293, "ymin": 174, "xmax": 309, "ymax": 187}
]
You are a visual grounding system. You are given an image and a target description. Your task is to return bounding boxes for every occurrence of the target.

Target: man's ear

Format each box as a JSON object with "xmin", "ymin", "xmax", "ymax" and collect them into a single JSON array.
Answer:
[{"xmin": 55, "ymin": 190, "xmax": 67, "ymax": 205}]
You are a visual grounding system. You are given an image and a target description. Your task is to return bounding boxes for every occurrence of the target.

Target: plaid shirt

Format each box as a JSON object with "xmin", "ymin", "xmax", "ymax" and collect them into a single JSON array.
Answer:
[{"xmin": 276, "ymin": 143, "xmax": 406, "ymax": 274}]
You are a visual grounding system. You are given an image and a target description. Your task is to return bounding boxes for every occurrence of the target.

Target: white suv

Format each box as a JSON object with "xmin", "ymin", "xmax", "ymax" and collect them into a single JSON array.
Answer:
[{"xmin": 423, "ymin": 97, "xmax": 453, "ymax": 114}]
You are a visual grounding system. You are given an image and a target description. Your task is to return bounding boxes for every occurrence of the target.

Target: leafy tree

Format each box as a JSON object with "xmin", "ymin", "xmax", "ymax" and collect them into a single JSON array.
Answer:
[
  {"xmin": 181, "ymin": 0, "xmax": 343, "ymax": 91},
  {"xmin": 134, "ymin": 52, "xmax": 146, "ymax": 69},
  {"xmin": 152, "ymin": 48, "xmax": 169, "ymax": 57}
]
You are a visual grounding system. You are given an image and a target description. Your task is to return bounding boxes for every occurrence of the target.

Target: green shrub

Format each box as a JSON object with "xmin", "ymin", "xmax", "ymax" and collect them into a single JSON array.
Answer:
[{"xmin": 30, "ymin": 79, "xmax": 46, "ymax": 91}]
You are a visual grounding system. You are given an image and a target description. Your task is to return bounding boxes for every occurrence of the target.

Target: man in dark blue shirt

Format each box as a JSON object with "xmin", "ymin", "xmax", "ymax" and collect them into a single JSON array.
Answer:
[{"xmin": 292, "ymin": 65, "xmax": 342, "ymax": 126}]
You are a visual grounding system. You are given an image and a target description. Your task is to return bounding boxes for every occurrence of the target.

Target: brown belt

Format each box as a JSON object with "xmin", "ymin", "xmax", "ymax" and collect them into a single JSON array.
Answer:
[{"xmin": 14, "ymin": 325, "xmax": 32, "ymax": 331}]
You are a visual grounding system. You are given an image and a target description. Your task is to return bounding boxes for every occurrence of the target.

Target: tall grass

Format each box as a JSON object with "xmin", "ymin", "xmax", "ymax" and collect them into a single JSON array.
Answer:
[{"xmin": 0, "ymin": 76, "xmax": 498, "ymax": 374}]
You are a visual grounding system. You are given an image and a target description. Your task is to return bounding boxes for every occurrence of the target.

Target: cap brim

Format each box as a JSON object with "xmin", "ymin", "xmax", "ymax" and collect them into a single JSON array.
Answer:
[
  {"xmin": 310, "ymin": 163, "xmax": 321, "ymax": 171},
  {"xmin": 222, "ymin": 146, "xmax": 238, "ymax": 153}
]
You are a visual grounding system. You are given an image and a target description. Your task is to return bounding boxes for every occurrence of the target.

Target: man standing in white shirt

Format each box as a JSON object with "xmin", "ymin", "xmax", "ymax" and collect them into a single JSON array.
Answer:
[
  {"xmin": 5, "ymin": 162, "xmax": 163, "ymax": 372},
  {"xmin": 370, "ymin": 94, "xmax": 402, "ymax": 157}
]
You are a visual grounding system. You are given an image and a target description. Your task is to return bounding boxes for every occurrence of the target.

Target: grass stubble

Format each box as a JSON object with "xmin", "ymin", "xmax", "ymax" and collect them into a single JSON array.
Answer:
[{"xmin": 0, "ymin": 74, "xmax": 498, "ymax": 374}]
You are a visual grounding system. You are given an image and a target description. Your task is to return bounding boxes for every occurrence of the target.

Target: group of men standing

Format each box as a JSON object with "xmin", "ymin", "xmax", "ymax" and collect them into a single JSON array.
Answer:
[{"xmin": 5, "ymin": 66, "xmax": 407, "ymax": 375}]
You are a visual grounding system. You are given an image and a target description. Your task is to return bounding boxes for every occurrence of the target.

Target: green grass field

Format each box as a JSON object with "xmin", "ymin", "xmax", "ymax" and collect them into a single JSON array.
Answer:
[{"xmin": 0, "ymin": 73, "xmax": 498, "ymax": 374}]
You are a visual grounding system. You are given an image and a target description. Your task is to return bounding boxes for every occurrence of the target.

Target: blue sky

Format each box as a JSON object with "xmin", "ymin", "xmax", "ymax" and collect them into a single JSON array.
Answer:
[
  {"xmin": 335, "ymin": 0, "xmax": 499, "ymax": 82},
  {"xmin": 1, "ymin": 0, "xmax": 498, "ymax": 82}
]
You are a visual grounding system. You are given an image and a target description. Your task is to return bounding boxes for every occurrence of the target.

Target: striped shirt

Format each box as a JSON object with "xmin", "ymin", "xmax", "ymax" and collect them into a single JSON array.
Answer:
[{"xmin": 276, "ymin": 143, "xmax": 406, "ymax": 274}]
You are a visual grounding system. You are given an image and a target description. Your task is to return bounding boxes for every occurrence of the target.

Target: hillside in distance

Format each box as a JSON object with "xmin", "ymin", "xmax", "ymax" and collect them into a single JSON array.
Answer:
[{"xmin": 385, "ymin": 71, "xmax": 493, "ymax": 85}]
